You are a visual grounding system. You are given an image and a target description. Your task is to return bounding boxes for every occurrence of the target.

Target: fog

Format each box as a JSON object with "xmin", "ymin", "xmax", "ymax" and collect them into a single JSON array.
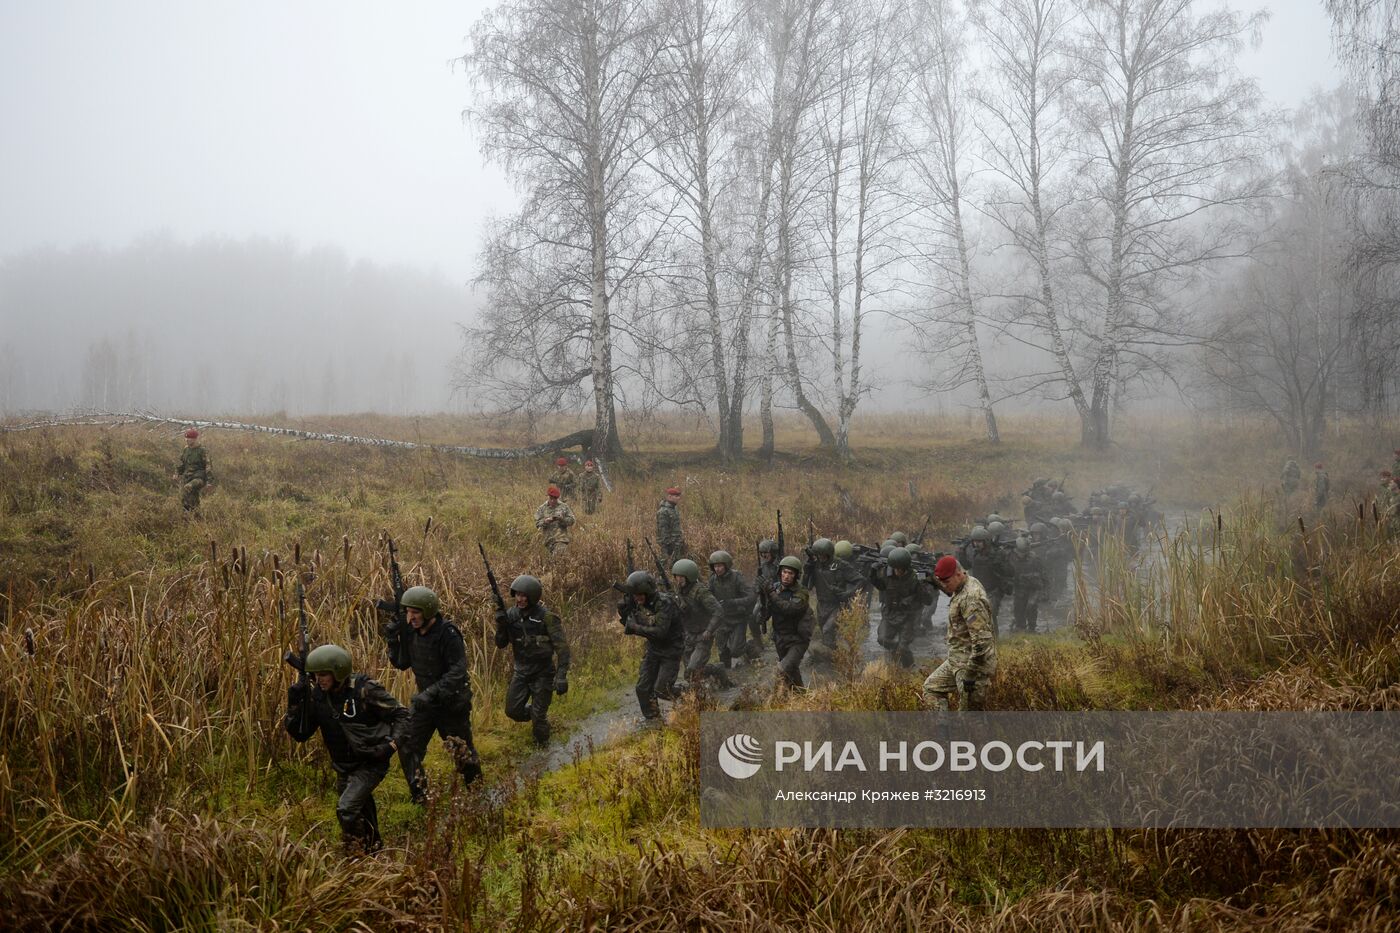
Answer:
[{"xmin": 0, "ymin": 1, "xmax": 1344, "ymax": 420}]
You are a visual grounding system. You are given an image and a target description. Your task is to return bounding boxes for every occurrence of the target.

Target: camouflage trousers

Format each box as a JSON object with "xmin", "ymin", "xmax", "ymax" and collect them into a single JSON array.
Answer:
[
  {"xmin": 545, "ymin": 540, "xmax": 569, "ymax": 558},
  {"xmin": 923, "ymin": 655, "xmax": 995, "ymax": 711},
  {"xmin": 180, "ymin": 478, "xmax": 205, "ymax": 511},
  {"xmin": 583, "ymin": 493, "xmax": 600, "ymax": 515}
]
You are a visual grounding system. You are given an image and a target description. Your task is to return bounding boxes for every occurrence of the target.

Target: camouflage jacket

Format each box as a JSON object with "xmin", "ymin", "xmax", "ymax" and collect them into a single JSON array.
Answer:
[
  {"xmin": 178, "ymin": 445, "xmax": 210, "ymax": 481},
  {"xmin": 1281, "ymin": 460, "xmax": 1301, "ymax": 486},
  {"xmin": 534, "ymin": 500, "xmax": 576, "ymax": 546},
  {"xmin": 579, "ymin": 471, "xmax": 603, "ymax": 501},
  {"xmin": 548, "ymin": 468, "xmax": 577, "ymax": 498},
  {"xmin": 946, "ymin": 576, "xmax": 997, "ymax": 674},
  {"xmin": 495, "ymin": 603, "xmax": 570, "ymax": 673},
  {"xmin": 1314, "ymin": 470, "xmax": 1330, "ymax": 498},
  {"xmin": 708, "ymin": 569, "xmax": 756, "ymax": 622},
  {"xmin": 655, "ymin": 501, "xmax": 684, "ymax": 554}
]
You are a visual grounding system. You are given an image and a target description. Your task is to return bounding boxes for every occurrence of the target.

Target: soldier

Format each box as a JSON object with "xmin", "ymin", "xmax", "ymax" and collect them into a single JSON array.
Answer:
[
  {"xmin": 756, "ymin": 555, "xmax": 815, "ymax": 689},
  {"xmin": 494, "ymin": 574, "xmax": 569, "ymax": 747},
  {"xmin": 285, "ymin": 644, "xmax": 408, "ymax": 852},
  {"xmin": 889, "ymin": 531, "xmax": 909, "ymax": 548},
  {"xmin": 534, "ymin": 486, "xmax": 576, "ymax": 557},
  {"xmin": 706, "ymin": 551, "xmax": 757, "ymax": 669},
  {"xmin": 1281, "ymin": 458, "xmax": 1301, "ymax": 496},
  {"xmin": 174, "ymin": 427, "xmax": 212, "ymax": 512},
  {"xmin": 1313, "ymin": 462, "xmax": 1330, "ymax": 509},
  {"xmin": 547, "ymin": 457, "xmax": 577, "ymax": 502},
  {"xmin": 656, "ymin": 486, "xmax": 686, "ymax": 563},
  {"xmin": 923, "ymin": 557, "xmax": 997, "ymax": 711},
  {"xmin": 579, "ymin": 459, "xmax": 604, "ymax": 514},
  {"xmin": 868, "ymin": 547, "xmax": 936, "ymax": 668},
  {"xmin": 672, "ymin": 559, "xmax": 727, "ymax": 689},
  {"xmin": 382, "ymin": 586, "xmax": 480, "ymax": 804},
  {"xmin": 619, "ymin": 570, "xmax": 685, "ymax": 723},
  {"xmin": 807, "ymin": 538, "xmax": 866, "ymax": 653},
  {"xmin": 751, "ymin": 539, "xmax": 781, "ymax": 654},
  {"xmin": 1008, "ymin": 537, "xmax": 1044, "ymax": 634},
  {"xmin": 967, "ymin": 529, "xmax": 1013, "ymax": 633}
]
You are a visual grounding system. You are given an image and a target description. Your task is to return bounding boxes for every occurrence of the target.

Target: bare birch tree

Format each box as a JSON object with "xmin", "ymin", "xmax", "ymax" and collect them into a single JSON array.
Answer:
[
  {"xmin": 1067, "ymin": 0, "xmax": 1270, "ymax": 448},
  {"xmin": 466, "ymin": 0, "xmax": 667, "ymax": 457}
]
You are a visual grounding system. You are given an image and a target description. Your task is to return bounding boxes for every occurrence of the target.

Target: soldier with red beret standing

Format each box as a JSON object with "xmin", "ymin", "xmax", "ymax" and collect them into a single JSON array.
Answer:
[
  {"xmin": 174, "ymin": 427, "xmax": 212, "ymax": 513},
  {"xmin": 656, "ymin": 486, "xmax": 687, "ymax": 564}
]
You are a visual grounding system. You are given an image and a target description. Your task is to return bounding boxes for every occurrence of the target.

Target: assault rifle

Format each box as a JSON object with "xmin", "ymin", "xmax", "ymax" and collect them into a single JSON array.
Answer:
[
  {"xmin": 775, "ymin": 510, "xmax": 785, "ymax": 557},
  {"xmin": 479, "ymin": 543, "xmax": 506, "ymax": 615},
  {"xmin": 373, "ymin": 536, "xmax": 406, "ymax": 629},
  {"xmin": 611, "ymin": 538, "xmax": 639, "ymax": 620},
  {"xmin": 644, "ymin": 537, "xmax": 674, "ymax": 592},
  {"xmin": 913, "ymin": 514, "xmax": 932, "ymax": 546}
]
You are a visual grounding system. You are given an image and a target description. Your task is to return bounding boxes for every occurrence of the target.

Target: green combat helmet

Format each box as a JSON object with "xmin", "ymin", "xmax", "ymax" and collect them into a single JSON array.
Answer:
[
  {"xmin": 890, "ymin": 531, "xmax": 909, "ymax": 547},
  {"xmin": 758, "ymin": 539, "xmax": 778, "ymax": 555},
  {"xmin": 970, "ymin": 527, "xmax": 991, "ymax": 543},
  {"xmin": 1015, "ymin": 537, "xmax": 1030, "ymax": 553},
  {"xmin": 671, "ymin": 559, "xmax": 700, "ymax": 584},
  {"xmin": 305, "ymin": 644, "xmax": 353, "ymax": 683},
  {"xmin": 626, "ymin": 570, "xmax": 657, "ymax": 597},
  {"xmin": 510, "ymin": 575, "xmax": 542, "ymax": 605},
  {"xmin": 709, "ymin": 550, "xmax": 733, "ymax": 568},
  {"xmin": 879, "ymin": 543, "xmax": 895, "ymax": 559},
  {"xmin": 987, "ymin": 513, "xmax": 1004, "ymax": 524},
  {"xmin": 811, "ymin": 538, "xmax": 835, "ymax": 560},
  {"xmin": 888, "ymin": 547, "xmax": 912, "ymax": 570},
  {"xmin": 987, "ymin": 521, "xmax": 1007, "ymax": 538},
  {"xmin": 834, "ymin": 540, "xmax": 854, "ymax": 560},
  {"xmin": 778, "ymin": 555, "xmax": 804, "ymax": 573},
  {"xmin": 401, "ymin": 586, "xmax": 441, "ymax": 618}
]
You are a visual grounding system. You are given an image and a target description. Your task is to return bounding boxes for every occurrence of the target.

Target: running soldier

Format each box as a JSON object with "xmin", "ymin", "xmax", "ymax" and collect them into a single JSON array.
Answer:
[
  {"xmin": 751, "ymin": 539, "xmax": 781, "ymax": 653},
  {"xmin": 285, "ymin": 644, "xmax": 408, "ymax": 852},
  {"xmin": 807, "ymin": 538, "xmax": 865, "ymax": 654},
  {"xmin": 756, "ymin": 555, "xmax": 815, "ymax": 689},
  {"xmin": 967, "ymin": 529, "xmax": 1013, "ymax": 634},
  {"xmin": 706, "ymin": 551, "xmax": 757, "ymax": 669},
  {"xmin": 868, "ymin": 547, "xmax": 935, "ymax": 668},
  {"xmin": 494, "ymin": 574, "xmax": 570, "ymax": 747},
  {"xmin": 382, "ymin": 586, "xmax": 481, "ymax": 803},
  {"xmin": 619, "ymin": 570, "xmax": 685, "ymax": 723},
  {"xmin": 1008, "ymin": 537, "xmax": 1044, "ymax": 634},
  {"xmin": 673, "ymin": 558, "xmax": 728, "ymax": 689}
]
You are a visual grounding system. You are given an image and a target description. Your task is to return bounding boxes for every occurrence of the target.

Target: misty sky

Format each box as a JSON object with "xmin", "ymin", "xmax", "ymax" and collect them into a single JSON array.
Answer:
[{"xmin": 0, "ymin": 1, "xmax": 1342, "ymax": 286}]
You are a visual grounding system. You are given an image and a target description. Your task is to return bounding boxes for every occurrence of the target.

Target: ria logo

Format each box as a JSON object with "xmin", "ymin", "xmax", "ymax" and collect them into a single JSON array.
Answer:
[{"xmin": 718, "ymin": 733, "xmax": 763, "ymax": 779}]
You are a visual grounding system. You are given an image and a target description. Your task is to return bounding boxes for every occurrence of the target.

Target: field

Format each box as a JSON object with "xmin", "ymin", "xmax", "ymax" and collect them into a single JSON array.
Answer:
[{"xmin": 2, "ymin": 410, "xmax": 1398, "ymax": 931}]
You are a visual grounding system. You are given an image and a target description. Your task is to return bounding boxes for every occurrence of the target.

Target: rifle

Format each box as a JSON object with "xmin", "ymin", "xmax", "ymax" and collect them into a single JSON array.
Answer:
[
  {"xmin": 776, "ymin": 510, "xmax": 785, "ymax": 556},
  {"xmin": 914, "ymin": 514, "xmax": 931, "ymax": 546},
  {"xmin": 281, "ymin": 580, "xmax": 310, "ymax": 733},
  {"xmin": 478, "ymin": 543, "xmax": 506, "ymax": 614},
  {"xmin": 612, "ymin": 538, "xmax": 639, "ymax": 622},
  {"xmin": 626, "ymin": 538, "xmax": 637, "ymax": 574},
  {"xmin": 373, "ymin": 536, "xmax": 406, "ymax": 626},
  {"xmin": 644, "ymin": 537, "xmax": 674, "ymax": 592}
]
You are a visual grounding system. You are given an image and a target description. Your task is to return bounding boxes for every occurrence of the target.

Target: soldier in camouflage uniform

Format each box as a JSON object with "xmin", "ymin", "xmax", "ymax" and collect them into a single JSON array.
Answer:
[
  {"xmin": 924, "ymin": 557, "xmax": 997, "ymax": 710},
  {"xmin": 285, "ymin": 643, "xmax": 408, "ymax": 852},
  {"xmin": 868, "ymin": 547, "xmax": 935, "ymax": 668},
  {"xmin": 495, "ymin": 574, "xmax": 570, "ymax": 747},
  {"xmin": 967, "ymin": 530, "xmax": 1013, "ymax": 634},
  {"xmin": 619, "ymin": 570, "xmax": 685, "ymax": 722},
  {"xmin": 174, "ymin": 427, "xmax": 212, "ymax": 512},
  {"xmin": 706, "ymin": 551, "xmax": 757, "ymax": 669},
  {"xmin": 1313, "ymin": 462, "xmax": 1330, "ymax": 509},
  {"xmin": 535, "ymin": 486, "xmax": 576, "ymax": 557},
  {"xmin": 1008, "ymin": 537, "xmax": 1044, "ymax": 634},
  {"xmin": 656, "ymin": 487, "xmax": 686, "ymax": 563},
  {"xmin": 381, "ymin": 586, "xmax": 481, "ymax": 802},
  {"xmin": 547, "ymin": 457, "xmax": 577, "ymax": 502},
  {"xmin": 1281, "ymin": 459, "xmax": 1302, "ymax": 496},
  {"xmin": 756, "ymin": 556, "xmax": 816, "ymax": 689},
  {"xmin": 579, "ymin": 459, "xmax": 604, "ymax": 514}
]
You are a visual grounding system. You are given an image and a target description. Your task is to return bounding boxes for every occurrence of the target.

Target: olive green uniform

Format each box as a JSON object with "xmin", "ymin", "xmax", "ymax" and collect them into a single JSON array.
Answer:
[
  {"xmin": 656, "ymin": 500, "xmax": 686, "ymax": 563},
  {"xmin": 176, "ymin": 444, "xmax": 211, "ymax": 511},
  {"xmin": 707, "ymin": 569, "xmax": 757, "ymax": 667},
  {"xmin": 757, "ymin": 579, "xmax": 815, "ymax": 688},
  {"xmin": 923, "ymin": 576, "xmax": 997, "ymax": 710},
  {"xmin": 495, "ymin": 602, "xmax": 570, "ymax": 745}
]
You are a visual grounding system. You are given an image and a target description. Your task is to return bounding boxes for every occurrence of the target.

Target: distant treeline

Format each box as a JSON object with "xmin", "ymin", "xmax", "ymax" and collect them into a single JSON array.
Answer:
[{"xmin": 0, "ymin": 235, "xmax": 474, "ymax": 415}]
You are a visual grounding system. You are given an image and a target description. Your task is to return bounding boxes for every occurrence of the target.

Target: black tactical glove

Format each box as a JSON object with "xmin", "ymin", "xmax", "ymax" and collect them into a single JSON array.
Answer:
[
  {"xmin": 370, "ymin": 738, "xmax": 397, "ymax": 761},
  {"xmin": 494, "ymin": 609, "xmax": 509, "ymax": 627},
  {"xmin": 411, "ymin": 692, "xmax": 432, "ymax": 714},
  {"xmin": 287, "ymin": 682, "xmax": 307, "ymax": 707},
  {"xmin": 554, "ymin": 674, "xmax": 568, "ymax": 696}
]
